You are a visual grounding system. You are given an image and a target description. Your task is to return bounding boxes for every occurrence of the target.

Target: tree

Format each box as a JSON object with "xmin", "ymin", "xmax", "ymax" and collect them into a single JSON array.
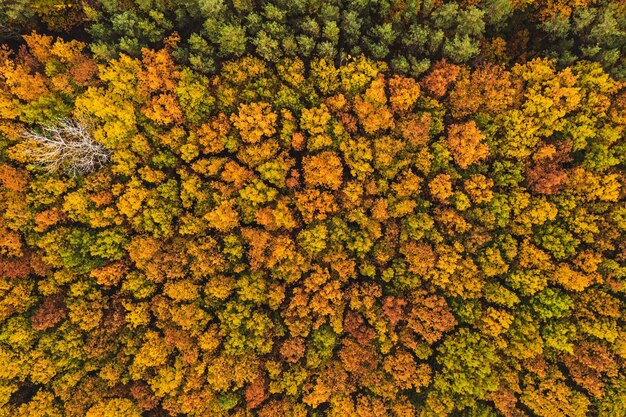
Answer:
[{"xmin": 446, "ymin": 121, "xmax": 489, "ymax": 169}]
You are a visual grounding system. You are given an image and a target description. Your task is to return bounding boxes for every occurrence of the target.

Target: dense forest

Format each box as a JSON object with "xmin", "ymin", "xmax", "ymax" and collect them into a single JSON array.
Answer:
[{"xmin": 1, "ymin": 1, "xmax": 626, "ymax": 416}]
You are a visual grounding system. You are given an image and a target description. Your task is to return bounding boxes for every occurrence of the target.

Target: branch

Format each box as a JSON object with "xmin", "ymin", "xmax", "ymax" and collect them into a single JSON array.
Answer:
[{"xmin": 20, "ymin": 117, "xmax": 111, "ymax": 176}]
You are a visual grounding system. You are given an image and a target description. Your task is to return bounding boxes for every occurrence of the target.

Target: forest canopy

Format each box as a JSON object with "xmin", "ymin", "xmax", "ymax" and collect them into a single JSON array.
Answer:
[{"xmin": 1, "ymin": 1, "xmax": 626, "ymax": 417}]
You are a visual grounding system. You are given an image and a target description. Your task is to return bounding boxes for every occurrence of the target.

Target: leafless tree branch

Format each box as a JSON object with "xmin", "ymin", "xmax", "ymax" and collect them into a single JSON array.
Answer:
[{"xmin": 20, "ymin": 117, "xmax": 110, "ymax": 176}]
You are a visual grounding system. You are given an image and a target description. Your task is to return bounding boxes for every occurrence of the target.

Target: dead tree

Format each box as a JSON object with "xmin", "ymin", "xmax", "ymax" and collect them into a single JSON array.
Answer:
[{"xmin": 20, "ymin": 117, "xmax": 110, "ymax": 176}]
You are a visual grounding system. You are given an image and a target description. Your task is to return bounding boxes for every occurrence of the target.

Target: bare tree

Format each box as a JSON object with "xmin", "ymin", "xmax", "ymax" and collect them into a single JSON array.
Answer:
[{"xmin": 20, "ymin": 117, "xmax": 110, "ymax": 176}]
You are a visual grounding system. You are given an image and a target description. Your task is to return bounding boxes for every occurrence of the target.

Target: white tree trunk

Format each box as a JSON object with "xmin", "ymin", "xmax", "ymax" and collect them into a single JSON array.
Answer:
[{"xmin": 21, "ymin": 117, "xmax": 110, "ymax": 176}]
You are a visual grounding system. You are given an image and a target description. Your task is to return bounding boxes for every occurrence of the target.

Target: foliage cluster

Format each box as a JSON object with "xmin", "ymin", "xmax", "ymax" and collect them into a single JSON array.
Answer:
[
  {"xmin": 0, "ymin": 31, "xmax": 626, "ymax": 416},
  {"xmin": 1, "ymin": 1, "xmax": 626, "ymax": 80}
]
